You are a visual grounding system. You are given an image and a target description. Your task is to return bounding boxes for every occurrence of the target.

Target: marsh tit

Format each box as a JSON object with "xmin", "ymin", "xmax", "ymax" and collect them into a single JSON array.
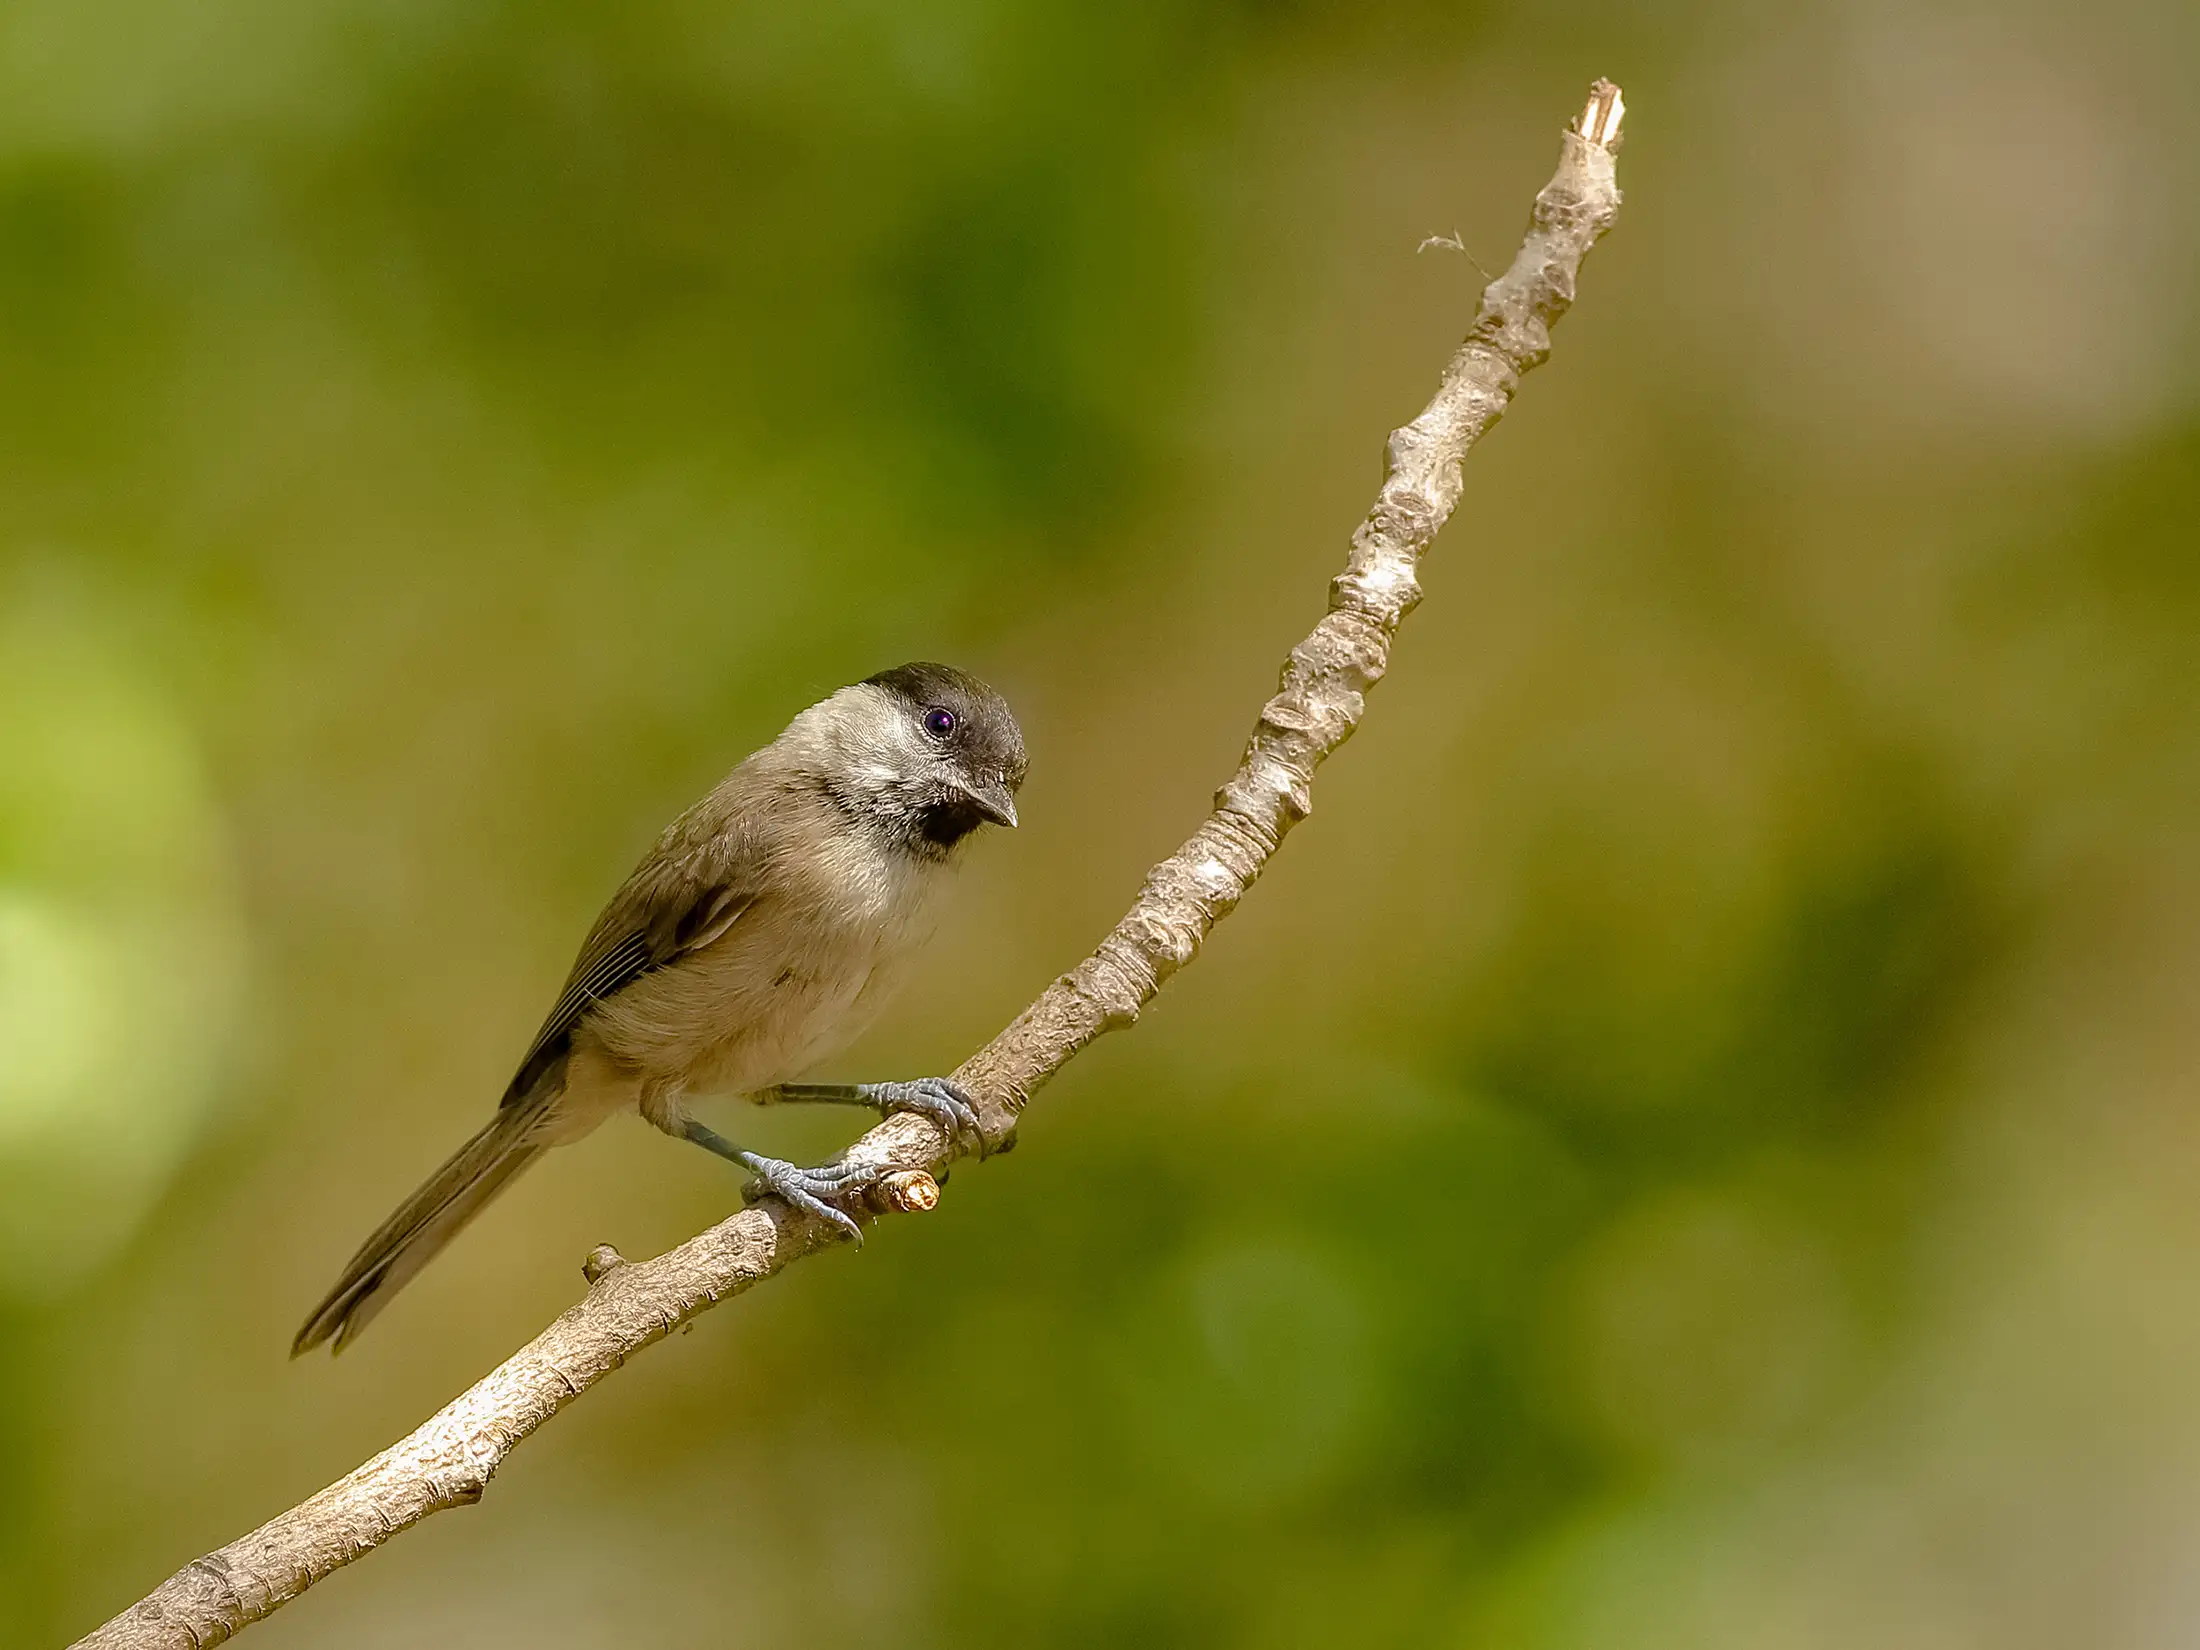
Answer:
[{"xmin": 294, "ymin": 662, "xmax": 1025, "ymax": 1354}]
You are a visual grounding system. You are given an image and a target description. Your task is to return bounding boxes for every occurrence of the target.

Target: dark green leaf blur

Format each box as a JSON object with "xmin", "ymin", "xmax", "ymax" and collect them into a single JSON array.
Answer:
[{"xmin": 5, "ymin": 1, "xmax": 2197, "ymax": 1644}]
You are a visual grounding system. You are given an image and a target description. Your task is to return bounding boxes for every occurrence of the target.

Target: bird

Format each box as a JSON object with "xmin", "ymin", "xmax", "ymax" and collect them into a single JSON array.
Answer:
[{"xmin": 293, "ymin": 662, "xmax": 1025, "ymax": 1355}]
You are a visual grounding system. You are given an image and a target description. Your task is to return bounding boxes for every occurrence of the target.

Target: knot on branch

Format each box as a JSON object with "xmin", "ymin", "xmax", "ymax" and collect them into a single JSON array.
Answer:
[
  {"xmin": 581, "ymin": 1245, "xmax": 628, "ymax": 1285},
  {"xmin": 1330, "ymin": 557, "xmax": 1421, "ymax": 624}
]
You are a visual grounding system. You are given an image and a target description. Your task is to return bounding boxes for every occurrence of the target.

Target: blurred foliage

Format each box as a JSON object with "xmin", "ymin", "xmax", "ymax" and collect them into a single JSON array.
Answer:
[{"xmin": 4, "ymin": 0, "xmax": 2199, "ymax": 1645}]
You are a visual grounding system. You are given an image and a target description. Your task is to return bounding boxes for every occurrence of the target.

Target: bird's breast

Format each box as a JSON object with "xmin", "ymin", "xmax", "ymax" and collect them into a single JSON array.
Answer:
[{"xmin": 589, "ymin": 836, "xmax": 947, "ymax": 1096}]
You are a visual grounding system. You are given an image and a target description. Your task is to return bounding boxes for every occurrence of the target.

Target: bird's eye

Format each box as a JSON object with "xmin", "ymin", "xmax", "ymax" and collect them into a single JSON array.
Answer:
[{"xmin": 922, "ymin": 706, "xmax": 958, "ymax": 739}]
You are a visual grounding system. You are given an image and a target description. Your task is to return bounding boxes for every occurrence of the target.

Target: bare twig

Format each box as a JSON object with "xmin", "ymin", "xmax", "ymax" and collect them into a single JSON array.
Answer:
[{"xmin": 74, "ymin": 80, "xmax": 1625, "ymax": 1650}]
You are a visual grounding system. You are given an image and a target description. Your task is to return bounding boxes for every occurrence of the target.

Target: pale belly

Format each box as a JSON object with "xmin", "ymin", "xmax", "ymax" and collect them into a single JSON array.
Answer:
[{"xmin": 578, "ymin": 859, "xmax": 944, "ymax": 1101}]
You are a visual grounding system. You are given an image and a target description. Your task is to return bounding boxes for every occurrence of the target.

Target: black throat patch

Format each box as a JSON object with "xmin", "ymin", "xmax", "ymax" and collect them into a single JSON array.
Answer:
[{"xmin": 916, "ymin": 795, "xmax": 988, "ymax": 852}]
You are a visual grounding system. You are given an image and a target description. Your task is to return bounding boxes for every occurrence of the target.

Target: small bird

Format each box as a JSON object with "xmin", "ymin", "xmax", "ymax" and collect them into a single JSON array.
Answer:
[{"xmin": 294, "ymin": 663, "xmax": 1025, "ymax": 1355}]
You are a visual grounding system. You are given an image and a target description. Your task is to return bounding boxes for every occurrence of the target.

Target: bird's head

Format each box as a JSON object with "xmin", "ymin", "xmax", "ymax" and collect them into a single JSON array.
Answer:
[{"xmin": 811, "ymin": 662, "xmax": 1027, "ymax": 857}]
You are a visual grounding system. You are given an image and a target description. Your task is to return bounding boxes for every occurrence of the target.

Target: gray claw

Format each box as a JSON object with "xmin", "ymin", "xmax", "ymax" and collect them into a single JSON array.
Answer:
[
  {"xmin": 877, "ymin": 1077, "xmax": 983, "ymax": 1153},
  {"xmin": 741, "ymin": 1154, "xmax": 868, "ymax": 1244}
]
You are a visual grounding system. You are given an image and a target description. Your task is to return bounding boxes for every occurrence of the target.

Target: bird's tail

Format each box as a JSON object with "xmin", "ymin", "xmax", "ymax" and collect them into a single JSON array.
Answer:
[{"xmin": 293, "ymin": 1107, "xmax": 546, "ymax": 1356}]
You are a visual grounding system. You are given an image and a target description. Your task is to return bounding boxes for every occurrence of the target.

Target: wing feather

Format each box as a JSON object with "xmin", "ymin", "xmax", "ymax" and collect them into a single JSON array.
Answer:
[{"xmin": 499, "ymin": 807, "xmax": 758, "ymax": 1106}]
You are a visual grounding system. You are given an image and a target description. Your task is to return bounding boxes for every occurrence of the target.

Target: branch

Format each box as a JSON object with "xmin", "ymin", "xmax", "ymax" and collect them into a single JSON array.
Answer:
[{"xmin": 75, "ymin": 80, "xmax": 1625, "ymax": 1650}]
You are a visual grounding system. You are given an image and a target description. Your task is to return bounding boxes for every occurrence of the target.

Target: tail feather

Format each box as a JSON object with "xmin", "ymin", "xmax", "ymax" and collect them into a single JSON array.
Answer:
[{"xmin": 293, "ymin": 1110, "xmax": 545, "ymax": 1356}]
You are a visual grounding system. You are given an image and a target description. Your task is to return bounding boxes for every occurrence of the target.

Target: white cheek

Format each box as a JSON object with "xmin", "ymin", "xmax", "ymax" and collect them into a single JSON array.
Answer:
[{"xmin": 839, "ymin": 710, "xmax": 941, "ymax": 797}]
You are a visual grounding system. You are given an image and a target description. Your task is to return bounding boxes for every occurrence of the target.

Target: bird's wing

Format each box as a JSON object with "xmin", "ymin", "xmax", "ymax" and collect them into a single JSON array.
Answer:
[{"xmin": 499, "ymin": 807, "xmax": 758, "ymax": 1107}]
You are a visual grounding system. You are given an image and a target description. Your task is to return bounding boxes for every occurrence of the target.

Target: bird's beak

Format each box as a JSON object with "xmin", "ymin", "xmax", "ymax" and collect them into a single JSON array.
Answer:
[{"xmin": 961, "ymin": 777, "xmax": 1019, "ymax": 829}]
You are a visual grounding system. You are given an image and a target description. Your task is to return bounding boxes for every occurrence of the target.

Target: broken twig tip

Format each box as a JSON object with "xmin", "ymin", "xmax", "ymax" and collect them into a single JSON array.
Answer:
[
  {"xmin": 1578, "ymin": 79, "xmax": 1625, "ymax": 148},
  {"xmin": 581, "ymin": 1244, "xmax": 627, "ymax": 1285},
  {"xmin": 874, "ymin": 1170, "xmax": 940, "ymax": 1214}
]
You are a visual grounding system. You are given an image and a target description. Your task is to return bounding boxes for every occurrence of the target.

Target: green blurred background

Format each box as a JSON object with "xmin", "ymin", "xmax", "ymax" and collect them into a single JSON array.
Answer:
[{"xmin": 5, "ymin": 0, "xmax": 2198, "ymax": 1644}]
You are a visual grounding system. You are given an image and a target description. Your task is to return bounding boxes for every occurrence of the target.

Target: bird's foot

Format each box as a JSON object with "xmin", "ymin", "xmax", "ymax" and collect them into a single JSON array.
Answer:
[
  {"xmin": 676, "ymin": 1116, "xmax": 876, "ymax": 1243},
  {"xmin": 860, "ymin": 1078, "xmax": 982, "ymax": 1151},
  {"xmin": 736, "ymin": 1151, "xmax": 877, "ymax": 1245},
  {"xmin": 771, "ymin": 1078, "xmax": 984, "ymax": 1155}
]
